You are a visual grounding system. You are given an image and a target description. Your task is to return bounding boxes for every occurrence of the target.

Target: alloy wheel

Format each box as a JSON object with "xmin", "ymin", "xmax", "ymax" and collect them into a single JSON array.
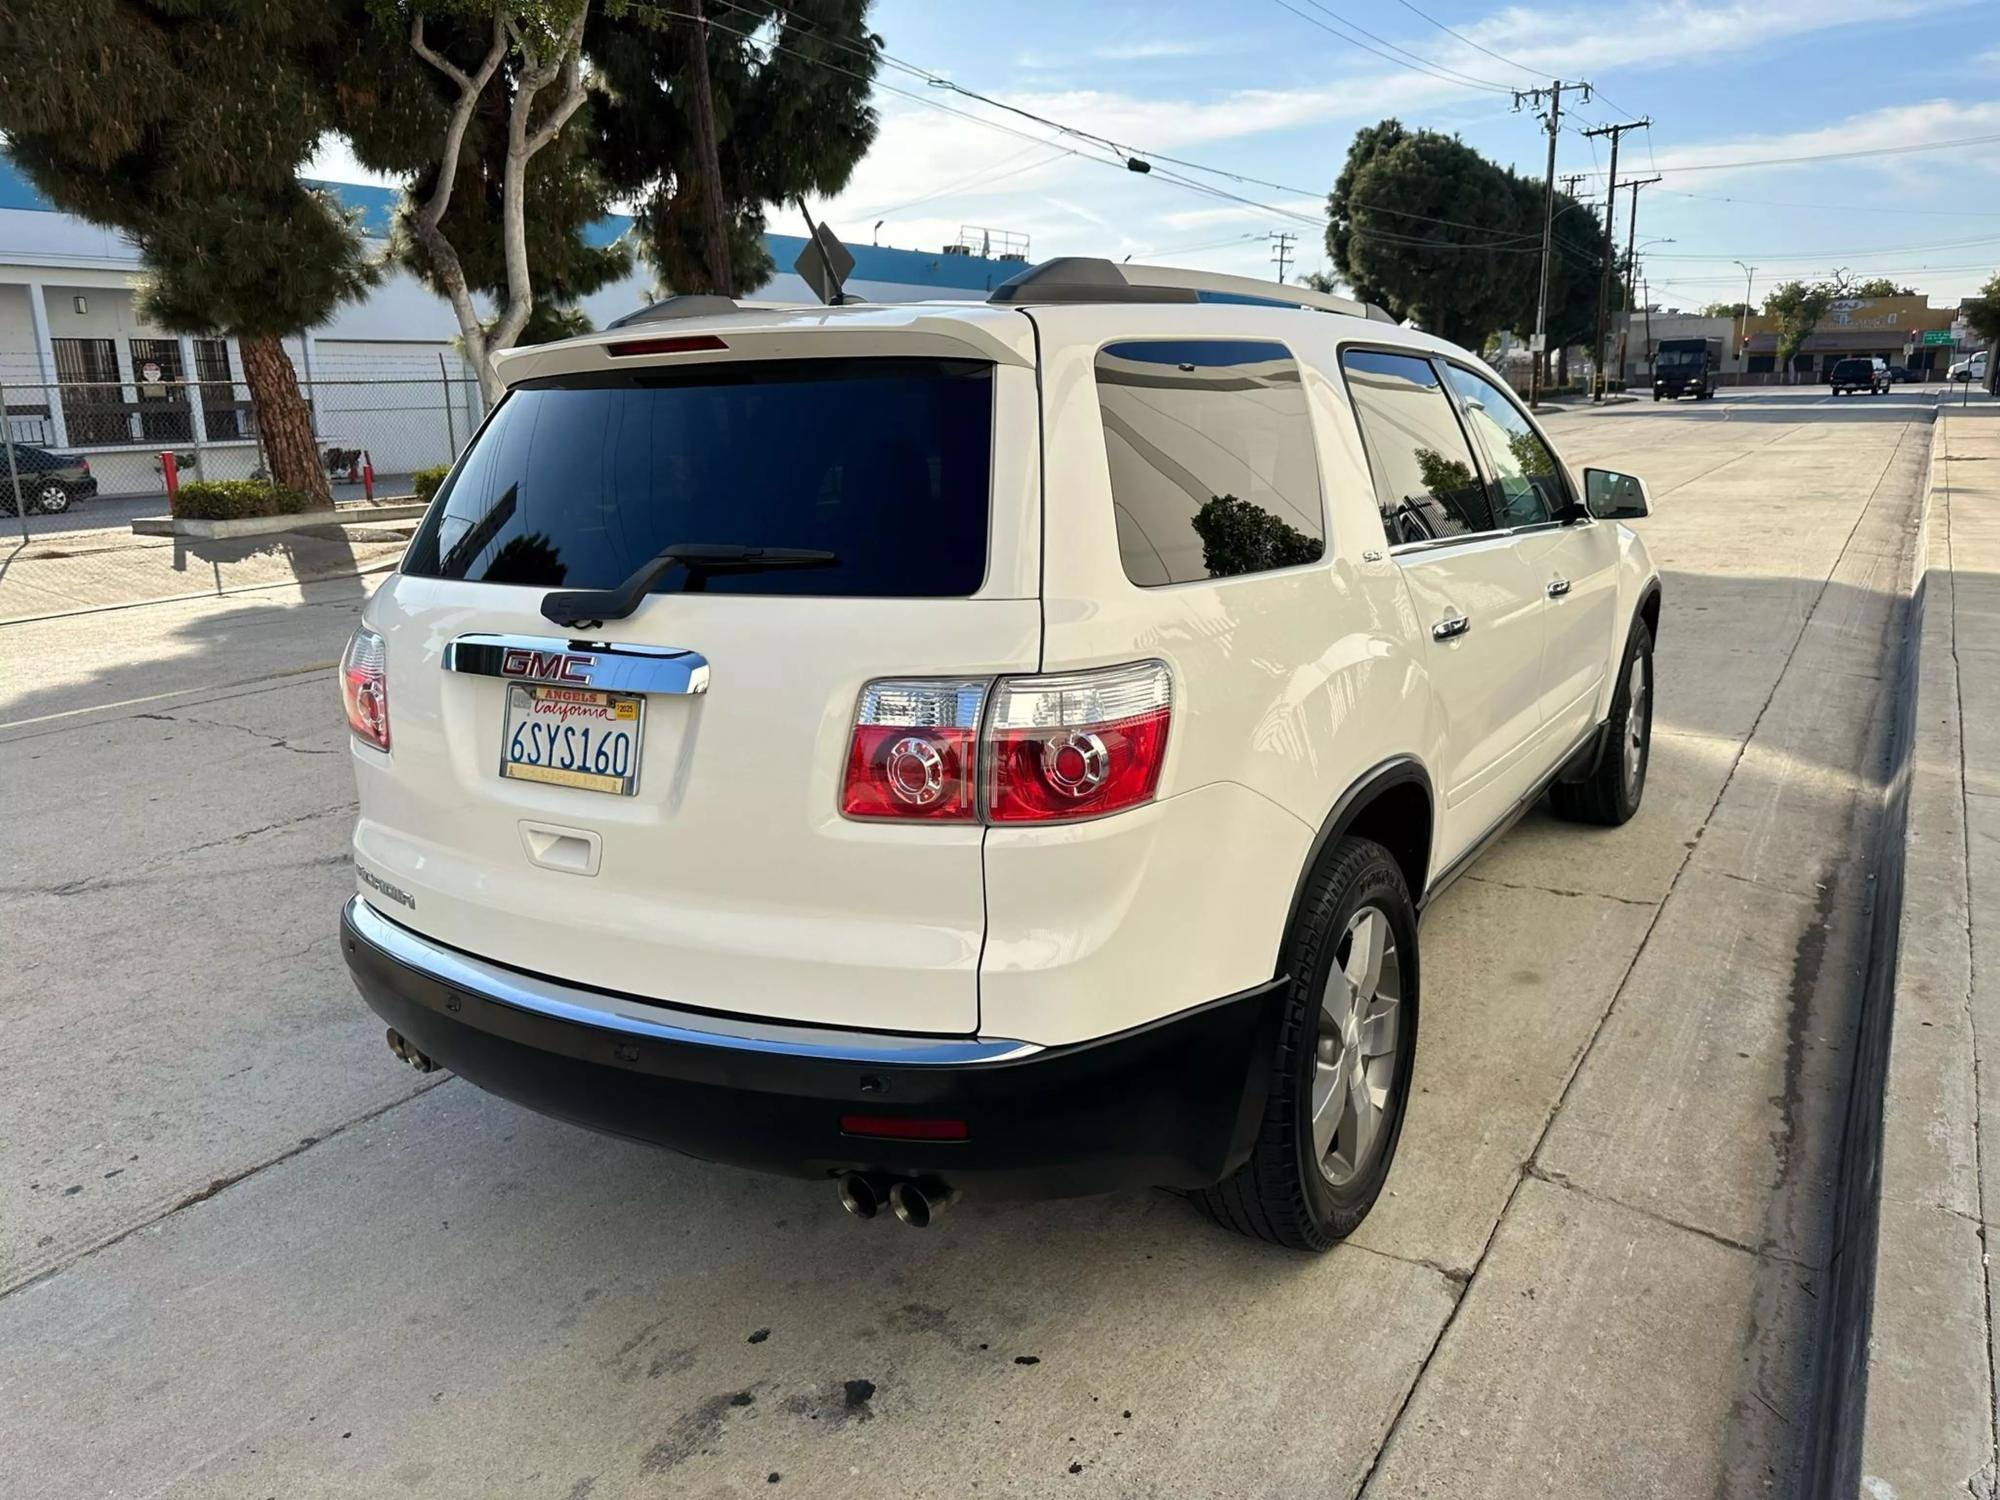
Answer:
[
  {"xmin": 1311, "ymin": 906, "xmax": 1402, "ymax": 1187},
  {"xmin": 1622, "ymin": 653, "xmax": 1649, "ymax": 798}
]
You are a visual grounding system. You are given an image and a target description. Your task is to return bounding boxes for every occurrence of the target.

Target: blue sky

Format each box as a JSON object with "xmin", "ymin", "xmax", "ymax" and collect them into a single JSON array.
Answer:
[{"xmin": 315, "ymin": 0, "xmax": 2000, "ymax": 308}]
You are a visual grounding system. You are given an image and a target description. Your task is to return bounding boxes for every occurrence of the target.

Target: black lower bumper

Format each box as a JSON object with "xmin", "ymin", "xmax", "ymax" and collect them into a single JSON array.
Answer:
[{"xmin": 339, "ymin": 899, "xmax": 1285, "ymax": 1199}]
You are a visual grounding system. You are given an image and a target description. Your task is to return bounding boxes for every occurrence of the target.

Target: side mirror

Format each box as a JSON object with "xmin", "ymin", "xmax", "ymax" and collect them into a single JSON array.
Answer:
[{"xmin": 1583, "ymin": 468, "xmax": 1650, "ymax": 520}]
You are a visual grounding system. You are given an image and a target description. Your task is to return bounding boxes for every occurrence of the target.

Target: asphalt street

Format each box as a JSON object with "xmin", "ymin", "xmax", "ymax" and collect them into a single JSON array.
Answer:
[{"xmin": 0, "ymin": 386, "xmax": 1937, "ymax": 1498}]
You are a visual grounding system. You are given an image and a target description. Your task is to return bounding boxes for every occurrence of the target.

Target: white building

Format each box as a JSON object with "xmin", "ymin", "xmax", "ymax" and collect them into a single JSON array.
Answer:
[{"xmin": 0, "ymin": 158, "xmax": 1031, "ymax": 495}]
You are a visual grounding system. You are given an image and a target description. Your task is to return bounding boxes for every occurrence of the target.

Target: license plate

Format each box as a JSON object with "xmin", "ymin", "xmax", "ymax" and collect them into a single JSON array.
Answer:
[{"xmin": 499, "ymin": 682, "xmax": 644, "ymax": 796}]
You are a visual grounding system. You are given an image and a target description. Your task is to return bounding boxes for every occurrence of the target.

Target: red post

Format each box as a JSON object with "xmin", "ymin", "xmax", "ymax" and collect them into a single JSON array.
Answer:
[
  {"xmin": 361, "ymin": 451, "xmax": 374, "ymax": 504},
  {"xmin": 159, "ymin": 451, "xmax": 179, "ymax": 503}
]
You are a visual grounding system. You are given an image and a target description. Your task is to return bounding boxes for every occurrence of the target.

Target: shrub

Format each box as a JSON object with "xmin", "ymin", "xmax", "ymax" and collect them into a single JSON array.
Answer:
[
  {"xmin": 172, "ymin": 479, "xmax": 314, "ymax": 520},
  {"xmin": 411, "ymin": 465, "xmax": 450, "ymax": 503}
]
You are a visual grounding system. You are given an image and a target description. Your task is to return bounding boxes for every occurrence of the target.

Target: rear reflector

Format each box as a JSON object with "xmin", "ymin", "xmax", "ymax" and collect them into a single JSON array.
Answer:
[
  {"xmin": 839, "ymin": 1114, "xmax": 970, "ymax": 1141},
  {"xmin": 840, "ymin": 679, "xmax": 988, "ymax": 821},
  {"xmin": 605, "ymin": 334, "xmax": 729, "ymax": 357}
]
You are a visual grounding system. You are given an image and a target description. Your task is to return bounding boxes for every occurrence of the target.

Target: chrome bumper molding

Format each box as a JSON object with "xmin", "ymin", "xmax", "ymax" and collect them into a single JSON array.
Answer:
[{"xmin": 345, "ymin": 896, "xmax": 1042, "ymax": 1066}]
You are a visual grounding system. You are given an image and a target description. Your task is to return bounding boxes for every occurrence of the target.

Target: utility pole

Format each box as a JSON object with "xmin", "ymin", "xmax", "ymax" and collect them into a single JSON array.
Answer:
[
  {"xmin": 1616, "ymin": 176, "xmax": 1660, "ymax": 389},
  {"xmin": 1581, "ymin": 119, "xmax": 1649, "ymax": 399},
  {"xmin": 1514, "ymin": 79, "xmax": 1590, "ymax": 408},
  {"xmin": 1269, "ymin": 231, "xmax": 1296, "ymax": 284},
  {"xmin": 687, "ymin": 0, "xmax": 733, "ymax": 294}
]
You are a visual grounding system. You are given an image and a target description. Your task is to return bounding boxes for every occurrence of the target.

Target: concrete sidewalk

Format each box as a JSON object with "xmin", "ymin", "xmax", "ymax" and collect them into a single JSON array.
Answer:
[
  {"xmin": 0, "ymin": 520, "xmax": 407, "ymax": 623},
  {"xmin": 1862, "ymin": 396, "xmax": 2000, "ymax": 1497}
]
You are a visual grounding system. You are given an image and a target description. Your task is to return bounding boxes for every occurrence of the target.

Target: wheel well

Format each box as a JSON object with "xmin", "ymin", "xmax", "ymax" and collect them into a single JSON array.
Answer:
[
  {"xmin": 1638, "ymin": 588, "xmax": 1661, "ymax": 646},
  {"xmin": 1343, "ymin": 780, "xmax": 1432, "ymax": 904}
]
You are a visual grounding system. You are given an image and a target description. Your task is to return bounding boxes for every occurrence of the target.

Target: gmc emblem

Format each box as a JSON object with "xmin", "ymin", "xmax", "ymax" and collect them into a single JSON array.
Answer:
[{"xmin": 499, "ymin": 648, "xmax": 596, "ymax": 684}]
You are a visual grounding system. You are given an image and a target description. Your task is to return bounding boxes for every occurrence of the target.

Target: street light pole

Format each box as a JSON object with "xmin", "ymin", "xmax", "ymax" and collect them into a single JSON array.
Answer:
[{"xmin": 1733, "ymin": 261, "xmax": 1756, "ymax": 368}]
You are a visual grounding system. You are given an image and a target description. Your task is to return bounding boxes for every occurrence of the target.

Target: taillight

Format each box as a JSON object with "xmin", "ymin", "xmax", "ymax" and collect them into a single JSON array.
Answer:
[
  {"xmin": 341, "ymin": 625, "xmax": 390, "ymax": 751},
  {"xmin": 839, "ymin": 662, "xmax": 1172, "ymax": 826},
  {"xmin": 840, "ymin": 679, "xmax": 988, "ymax": 821},
  {"xmin": 987, "ymin": 661, "xmax": 1171, "ymax": 823}
]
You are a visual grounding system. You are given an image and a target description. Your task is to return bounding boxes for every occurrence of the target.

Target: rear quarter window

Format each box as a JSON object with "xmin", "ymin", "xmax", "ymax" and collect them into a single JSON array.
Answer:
[
  {"xmin": 1093, "ymin": 339, "xmax": 1325, "ymax": 587},
  {"xmin": 403, "ymin": 358, "xmax": 994, "ymax": 598}
]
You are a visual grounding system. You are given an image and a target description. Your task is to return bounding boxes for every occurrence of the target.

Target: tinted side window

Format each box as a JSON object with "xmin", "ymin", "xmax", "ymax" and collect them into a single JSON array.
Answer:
[
  {"xmin": 1095, "ymin": 339, "xmax": 1325, "ymax": 586},
  {"xmin": 1340, "ymin": 350, "xmax": 1494, "ymax": 544},
  {"xmin": 1442, "ymin": 364, "xmax": 1567, "ymax": 527}
]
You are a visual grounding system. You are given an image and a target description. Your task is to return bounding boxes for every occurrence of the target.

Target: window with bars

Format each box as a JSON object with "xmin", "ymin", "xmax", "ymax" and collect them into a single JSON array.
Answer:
[
  {"xmin": 129, "ymin": 338, "xmax": 192, "ymax": 443},
  {"xmin": 193, "ymin": 338, "xmax": 243, "ymax": 440},
  {"xmin": 51, "ymin": 337, "xmax": 130, "ymax": 446}
]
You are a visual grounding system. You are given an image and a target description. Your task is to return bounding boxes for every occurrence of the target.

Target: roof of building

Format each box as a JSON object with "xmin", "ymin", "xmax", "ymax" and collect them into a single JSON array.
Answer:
[{"xmin": 0, "ymin": 154, "xmax": 1028, "ymax": 295}]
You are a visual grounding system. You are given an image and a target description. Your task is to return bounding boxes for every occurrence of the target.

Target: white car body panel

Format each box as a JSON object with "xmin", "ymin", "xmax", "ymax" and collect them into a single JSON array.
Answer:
[{"xmin": 349, "ymin": 292, "xmax": 1659, "ymax": 1049}]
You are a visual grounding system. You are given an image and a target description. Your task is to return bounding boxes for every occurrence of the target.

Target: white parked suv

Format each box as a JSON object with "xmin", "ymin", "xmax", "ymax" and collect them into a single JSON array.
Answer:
[{"xmin": 338, "ymin": 259, "xmax": 1660, "ymax": 1250}]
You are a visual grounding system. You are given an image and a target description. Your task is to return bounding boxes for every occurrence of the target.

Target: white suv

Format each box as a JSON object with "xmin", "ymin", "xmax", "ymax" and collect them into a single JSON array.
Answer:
[{"xmin": 338, "ymin": 259, "xmax": 1660, "ymax": 1250}]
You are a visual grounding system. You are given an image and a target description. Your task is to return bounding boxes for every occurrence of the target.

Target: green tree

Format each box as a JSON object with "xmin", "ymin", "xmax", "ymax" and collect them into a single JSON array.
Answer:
[
  {"xmin": 1699, "ymin": 301, "xmax": 1753, "ymax": 319},
  {"xmin": 588, "ymin": 1, "xmax": 883, "ymax": 296},
  {"xmin": 1326, "ymin": 119, "xmax": 1603, "ymax": 361},
  {"xmin": 1851, "ymin": 279, "xmax": 1917, "ymax": 298},
  {"xmin": 1763, "ymin": 279, "xmax": 1841, "ymax": 380},
  {"xmin": 336, "ymin": 2, "xmax": 608, "ymax": 403},
  {"xmin": 1190, "ymin": 494, "xmax": 1323, "ymax": 578},
  {"xmin": 0, "ymin": 1, "xmax": 381, "ymax": 504}
]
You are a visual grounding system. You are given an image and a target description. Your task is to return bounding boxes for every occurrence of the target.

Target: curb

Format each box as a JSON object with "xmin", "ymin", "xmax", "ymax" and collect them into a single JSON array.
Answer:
[{"xmin": 1806, "ymin": 403, "xmax": 1997, "ymax": 1495}]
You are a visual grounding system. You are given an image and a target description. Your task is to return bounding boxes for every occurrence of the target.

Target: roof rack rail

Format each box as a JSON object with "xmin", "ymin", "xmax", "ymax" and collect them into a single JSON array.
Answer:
[
  {"xmin": 987, "ymin": 257, "xmax": 1397, "ymax": 323},
  {"xmin": 604, "ymin": 294, "xmax": 752, "ymax": 329}
]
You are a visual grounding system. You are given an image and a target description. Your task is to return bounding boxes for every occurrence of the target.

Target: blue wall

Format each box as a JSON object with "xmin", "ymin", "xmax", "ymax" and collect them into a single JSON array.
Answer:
[{"xmin": 0, "ymin": 155, "xmax": 1030, "ymax": 295}]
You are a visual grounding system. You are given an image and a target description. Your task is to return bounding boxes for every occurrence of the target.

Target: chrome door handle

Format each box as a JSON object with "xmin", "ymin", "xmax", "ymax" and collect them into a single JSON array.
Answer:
[
  {"xmin": 1432, "ymin": 614, "xmax": 1472, "ymax": 640},
  {"xmin": 1546, "ymin": 577, "xmax": 1572, "ymax": 598}
]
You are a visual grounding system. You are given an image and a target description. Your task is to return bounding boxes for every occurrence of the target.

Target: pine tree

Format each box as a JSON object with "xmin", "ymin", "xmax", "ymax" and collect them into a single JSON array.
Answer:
[
  {"xmin": 0, "ymin": 2, "xmax": 381, "ymax": 505},
  {"xmin": 587, "ymin": 0, "xmax": 882, "ymax": 296}
]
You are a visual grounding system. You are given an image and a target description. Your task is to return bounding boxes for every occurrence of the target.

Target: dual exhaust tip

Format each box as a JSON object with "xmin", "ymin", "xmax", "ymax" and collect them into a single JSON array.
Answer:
[
  {"xmin": 838, "ymin": 1172, "xmax": 956, "ymax": 1229},
  {"xmin": 384, "ymin": 1027, "xmax": 440, "ymax": 1074}
]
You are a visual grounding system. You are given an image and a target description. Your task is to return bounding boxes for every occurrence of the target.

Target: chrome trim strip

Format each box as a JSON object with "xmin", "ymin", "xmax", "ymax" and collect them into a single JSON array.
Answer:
[
  {"xmin": 346, "ymin": 897, "xmax": 1043, "ymax": 1065},
  {"xmin": 442, "ymin": 633, "xmax": 710, "ymax": 695}
]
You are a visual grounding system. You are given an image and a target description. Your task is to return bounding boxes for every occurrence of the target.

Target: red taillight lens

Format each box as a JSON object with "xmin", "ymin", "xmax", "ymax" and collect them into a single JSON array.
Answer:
[
  {"xmin": 340, "ymin": 625, "xmax": 390, "ymax": 751},
  {"xmin": 988, "ymin": 661, "xmax": 1172, "ymax": 823},
  {"xmin": 839, "ymin": 1114, "xmax": 969, "ymax": 1141},
  {"xmin": 839, "ymin": 679, "xmax": 988, "ymax": 821}
]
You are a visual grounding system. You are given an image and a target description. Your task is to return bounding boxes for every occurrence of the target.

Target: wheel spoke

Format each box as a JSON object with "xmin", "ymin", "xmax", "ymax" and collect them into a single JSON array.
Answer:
[
  {"xmin": 1358, "ymin": 1004, "xmax": 1397, "ymax": 1059},
  {"xmin": 1310, "ymin": 1060, "xmax": 1342, "ymax": 1159},
  {"xmin": 1346, "ymin": 1060, "xmax": 1378, "ymax": 1164},
  {"xmin": 1343, "ymin": 910, "xmax": 1386, "ymax": 994}
]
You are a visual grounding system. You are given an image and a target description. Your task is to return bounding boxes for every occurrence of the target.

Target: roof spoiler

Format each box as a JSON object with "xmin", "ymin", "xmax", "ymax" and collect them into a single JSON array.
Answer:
[
  {"xmin": 604, "ymin": 295, "xmax": 753, "ymax": 329},
  {"xmin": 988, "ymin": 257, "xmax": 1397, "ymax": 322}
]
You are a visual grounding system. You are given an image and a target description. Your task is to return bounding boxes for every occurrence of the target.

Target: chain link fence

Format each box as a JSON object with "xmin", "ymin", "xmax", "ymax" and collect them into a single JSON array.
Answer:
[
  {"xmin": 1, "ymin": 371, "xmax": 467, "ymax": 620},
  {"xmin": 1, "ymin": 370, "xmax": 478, "ymax": 543}
]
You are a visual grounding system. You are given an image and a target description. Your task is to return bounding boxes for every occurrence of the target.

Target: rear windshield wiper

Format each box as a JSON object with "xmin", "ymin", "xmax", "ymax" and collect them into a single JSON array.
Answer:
[{"xmin": 540, "ymin": 543, "xmax": 838, "ymax": 627}]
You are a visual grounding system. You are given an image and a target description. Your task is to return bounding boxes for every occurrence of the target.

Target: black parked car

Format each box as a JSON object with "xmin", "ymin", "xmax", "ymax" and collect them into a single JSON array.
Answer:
[{"xmin": 0, "ymin": 443, "xmax": 97, "ymax": 516}]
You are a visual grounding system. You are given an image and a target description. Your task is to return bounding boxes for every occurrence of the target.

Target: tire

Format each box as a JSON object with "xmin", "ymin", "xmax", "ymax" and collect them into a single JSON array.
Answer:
[
  {"xmin": 32, "ymin": 481, "xmax": 70, "ymax": 515},
  {"xmin": 1551, "ymin": 620, "xmax": 1653, "ymax": 827},
  {"xmin": 1192, "ymin": 836, "xmax": 1419, "ymax": 1251}
]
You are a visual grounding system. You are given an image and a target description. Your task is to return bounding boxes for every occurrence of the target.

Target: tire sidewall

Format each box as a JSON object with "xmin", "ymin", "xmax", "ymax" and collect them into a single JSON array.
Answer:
[
  {"xmin": 1287, "ymin": 844, "xmax": 1421, "ymax": 1234},
  {"xmin": 1612, "ymin": 622, "xmax": 1655, "ymax": 819},
  {"xmin": 34, "ymin": 482, "xmax": 70, "ymax": 515}
]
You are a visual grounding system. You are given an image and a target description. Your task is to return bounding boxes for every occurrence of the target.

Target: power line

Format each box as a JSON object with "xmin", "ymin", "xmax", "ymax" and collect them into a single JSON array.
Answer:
[
  {"xmin": 1388, "ymin": 0, "xmax": 1542, "ymax": 80},
  {"xmin": 1573, "ymin": 129, "xmax": 2000, "ymax": 178},
  {"xmin": 1281, "ymin": 0, "xmax": 1517, "ymax": 94},
  {"xmin": 1660, "ymin": 186, "xmax": 2000, "ymax": 219}
]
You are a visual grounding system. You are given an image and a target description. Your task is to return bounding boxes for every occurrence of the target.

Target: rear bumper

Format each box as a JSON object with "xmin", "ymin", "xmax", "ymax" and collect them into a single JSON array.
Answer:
[{"xmin": 339, "ymin": 897, "xmax": 1285, "ymax": 1198}]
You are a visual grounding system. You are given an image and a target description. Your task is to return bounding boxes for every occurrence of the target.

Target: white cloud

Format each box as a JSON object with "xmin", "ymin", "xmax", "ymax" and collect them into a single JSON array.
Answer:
[
  {"xmin": 1633, "ymin": 97, "xmax": 2000, "ymax": 189},
  {"xmin": 1092, "ymin": 39, "xmax": 1219, "ymax": 62}
]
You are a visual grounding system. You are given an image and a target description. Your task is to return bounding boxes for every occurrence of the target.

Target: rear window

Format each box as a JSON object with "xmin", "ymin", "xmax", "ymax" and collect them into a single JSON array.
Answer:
[
  {"xmin": 403, "ymin": 358, "xmax": 993, "ymax": 597},
  {"xmin": 1833, "ymin": 360, "xmax": 1870, "ymax": 377}
]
